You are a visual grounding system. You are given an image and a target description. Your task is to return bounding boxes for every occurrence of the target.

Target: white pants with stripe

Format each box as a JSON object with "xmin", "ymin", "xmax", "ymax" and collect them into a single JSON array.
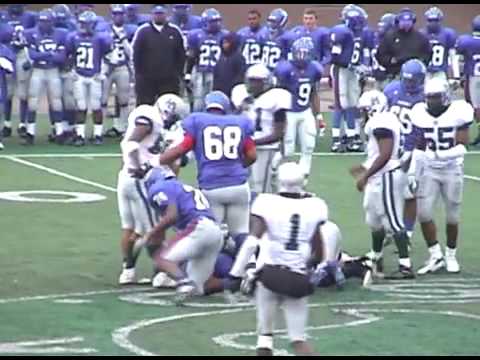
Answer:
[
  {"xmin": 202, "ymin": 182, "xmax": 250, "ymax": 235},
  {"xmin": 117, "ymin": 170, "xmax": 156, "ymax": 235},
  {"xmin": 161, "ymin": 217, "xmax": 223, "ymax": 294},
  {"xmin": 363, "ymin": 168, "xmax": 407, "ymax": 234}
]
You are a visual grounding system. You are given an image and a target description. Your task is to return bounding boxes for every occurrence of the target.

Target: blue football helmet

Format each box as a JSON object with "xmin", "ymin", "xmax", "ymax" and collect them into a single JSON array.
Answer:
[
  {"xmin": 38, "ymin": 9, "xmax": 55, "ymax": 34},
  {"xmin": 345, "ymin": 9, "xmax": 366, "ymax": 33},
  {"xmin": 205, "ymin": 91, "xmax": 231, "ymax": 113},
  {"xmin": 425, "ymin": 7, "xmax": 444, "ymax": 33},
  {"xmin": 396, "ymin": 8, "xmax": 416, "ymax": 32},
  {"xmin": 172, "ymin": 4, "xmax": 192, "ymax": 18},
  {"xmin": 202, "ymin": 8, "xmax": 222, "ymax": 33},
  {"xmin": 378, "ymin": 13, "xmax": 395, "ymax": 35},
  {"xmin": 400, "ymin": 59, "xmax": 426, "ymax": 94},
  {"xmin": 267, "ymin": 8, "xmax": 288, "ymax": 37},
  {"xmin": 291, "ymin": 37, "xmax": 315, "ymax": 68},
  {"xmin": 111, "ymin": 4, "xmax": 125, "ymax": 26},
  {"xmin": 52, "ymin": 4, "xmax": 72, "ymax": 22},
  {"xmin": 472, "ymin": 15, "xmax": 480, "ymax": 34},
  {"xmin": 78, "ymin": 10, "xmax": 97, "ymax": 35},
  {"xmin": 74, "ymin": 4, "xmax": 94, "ymax": 17}
]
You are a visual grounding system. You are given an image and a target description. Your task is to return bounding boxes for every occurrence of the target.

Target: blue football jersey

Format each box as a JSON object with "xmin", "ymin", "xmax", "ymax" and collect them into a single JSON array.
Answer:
[
  {"xmin": 170, "ymin": 14, "xmax": 202, "ymax": 38},
  {"xmin": 456, "ymin": 34, "xmax": 480, "ymax": 77},
  {"xmin": 25, "ymin": 27, "xmax": 68, "ymax": 69},
  {"xmin": 329, "ymin": 24, "xmax": 354, "ymax": 68},
  {"xmin": 421, "ymin": 27, "xmax": 457, "ymax": 73},
  {"xmin": 66, "ymin": 31, "xmax": 112, "ymax": 77},
  {"xmin": 188, "ymin": 28, "xmax": 228, "ymax": 73},
  {"xmin": 262, "ymin": 29, "xmax": 294, "ymax": 71},
  {"xmin": 182, "ymin": 112, "xmax": 254, "ymax": 190},
  {"xmin": 237, "ymin": 25, "xmax": 268, "ymax": 66}
]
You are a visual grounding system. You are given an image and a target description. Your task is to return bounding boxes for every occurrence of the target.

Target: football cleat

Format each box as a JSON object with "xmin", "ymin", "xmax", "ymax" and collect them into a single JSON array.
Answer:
[
  {"xmin": 417, "ymin": 255, "xmax": 445, "ymax": 275},
  {"xmin": 20, "ymin": 133, "xmax": 34, "ymax": 146},
  {"xmin": 118, "ymin": 268, "xmax": 136, "ymax": 285},
  {"xmin": 152, "ymin": 272, "xmax": 177, "ymax": 288},
  {"xmin": 372, "ymin": 258, "xmax": 384, "ymax": 279},
  {"xmin": 17, "ymin": 126, "xmax": 27, "ymax": 138},
  {"xmin": 92, "ymin": 135, "xmax": 103, "ymax": 146},
  {"xmin": 385, "ymin": 264, "xmax": 415, "ymax": 280},
  {"xmin": 73, "ymin": 136, "xmax": 86, "ymax": 147},
  {"xmin": 104, "ymin": 127, "xmax": 124, "ymax": 138},
  {"xmin": 445, "ymin": 255, "xmax": 460, "ymax": 273},
  {"xmin": 331, "ymin": 141, "xmax": 342, "ymax": 153},
  {"xmin": 174, "ymin": 279, "xmax": 197, "ymax": 306},
  {"xmin": 2, "ymin": 126, "xmax": 12, "ymax": 138},
  {"xmin": 0, "ymin": 141, "xmax": 4, "ymax": 151}
]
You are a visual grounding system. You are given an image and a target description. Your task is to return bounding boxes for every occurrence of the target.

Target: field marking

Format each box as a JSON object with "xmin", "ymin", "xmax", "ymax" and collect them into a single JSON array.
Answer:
[
  {"xmin": 465, "ymin": 174, "xmax": 480, "ymax": 182},
  {"xmin": 5, "ymin": 156, "xmax": 117, "ymax": 193},
  {"xmin": 53, "ymin": 299, "xmax": 94, "ymax": 304},
  {"xmin": 0, "ymin": 336, "xmax": 97, "ymax": 354},
  {"xmin": 111, "ymin": 308, "xmax": 245, "ymax": 356},
  {"xmin": 2, "ymin": 151, "xmax": 480, "ymax": 159}
]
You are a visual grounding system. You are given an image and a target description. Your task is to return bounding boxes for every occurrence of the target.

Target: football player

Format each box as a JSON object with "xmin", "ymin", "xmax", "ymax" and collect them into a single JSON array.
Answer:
[
  {"xmin": 456, "ymin": 15, "xmax": 480, "ymax": 146},
  {"xmin": 169, "ymin": 4, "xmax": 202, "ymax": 38},
  {"xmin": 371, "ymin": 13, "xmax": 396, "ymax": 90},
  {"xmin": 384, "ymin": 59, "xmax": 426, "ymax": 240},
  {"xmin": 124, "ymin": 4, "xmax": 151, "ymax": 27},
  {"xmin": 3, "ymin": 4, "xmax": 36, "ymax": 139},
  {"xmin": 23, "ymin": 9, "xmax": 67, "ymax": 145},
  {"xmin": 227, "ymin": 162, "xmax": 326, "ymax": 356},
  {"xmin": 0, "ymin": 42, "xmax": 15, "ymax": 150},
  {"xmin": 145, "ymin": 168, "xmax": 224, "ymax": 304},
  {"xmin": 237, "ymin": 9, "xmax": 268, "ymax": 67},
  {"xmin": 102, "ymin": 4, "xmax": 137, "ymax": 138},
  {"xmin": 52, "ymin": 4, "xmax": 77, "ymax": 31},
  {"xmin": 160, "ymin": 90, "xmax": 256, "ymax": 238},
  {"xmin": 231, "ymin": 63, "xmax": 292, "ymax": 196},
  {"xmin": 65, "ymin": 10, "xmax": 113, "ymax": 146},
  {"xmin": 185, "ymin": 8, "xmax": 228, "ymax": 111},
  {"xmin": 117, "ymin": 93, "xmax": 189, "ymax": 285},
  {"xmin": 351, "ymin": 89, "xmax": 414, "ymax": 279},
  {"xmin": 409, "ymin": 78, "xmax": 473, "ymax": 274},
  {"xmin": 274, "ymin": 37, "xmax": 323, "ymax": 185},
  {"xmin": 262, "ymin": 8, "xmax": 294, "ymax": 71},
  {"xmin": 421, "ymin": 7, "xmax": 458, "ymax": 82}
]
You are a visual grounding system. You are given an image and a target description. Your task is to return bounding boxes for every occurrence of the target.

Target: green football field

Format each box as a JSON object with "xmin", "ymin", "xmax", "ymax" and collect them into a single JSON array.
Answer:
[{"xmin": 1, "ymin": 115, "xmax": 480, "ymax": 356}]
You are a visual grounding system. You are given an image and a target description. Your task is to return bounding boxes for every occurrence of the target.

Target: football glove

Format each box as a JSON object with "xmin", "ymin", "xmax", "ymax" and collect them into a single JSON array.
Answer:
[
  {"xmin": 240, "ymin": 266, "xmax": 258, "ymax": 297},
  {"xmin": 128, "ymin": 163, "xmax": 153, "ymax": 179}
]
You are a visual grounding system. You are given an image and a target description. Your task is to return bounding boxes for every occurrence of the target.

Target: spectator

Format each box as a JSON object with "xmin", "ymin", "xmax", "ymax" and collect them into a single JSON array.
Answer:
[
  {"xmin": 132, "ymin": 4, "xmax": 185, "ymax": 106},
  {"xmin": 376, "ymin": 8, "xmax": 432, "ymax": 78},
  {"xmin": 213, "ymin": 32, "xmax": 247, "ymax": 99}
]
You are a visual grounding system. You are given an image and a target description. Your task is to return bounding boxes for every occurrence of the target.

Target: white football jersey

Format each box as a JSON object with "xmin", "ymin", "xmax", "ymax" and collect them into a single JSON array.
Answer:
[
  {"xmin": 411, "ymin": 100, "xmax": 473, "ymax": 168},
  {"xmin": 121, "ymin": 105, "xmax": 165, "ymax": 171},
  {"xmin": 251, "ymin": 193, "xmax": 328, "ymax": 273},
  {"xmin": 363, "ymin": 111, "xmax": 403, "ymax": 178},
  {"xmin": 231, "ymin": 84, "xmax": 292, "ymax": 149}
]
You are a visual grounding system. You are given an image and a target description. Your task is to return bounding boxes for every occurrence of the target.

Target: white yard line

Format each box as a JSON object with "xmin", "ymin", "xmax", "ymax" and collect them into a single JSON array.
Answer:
[{"xmin": 5, "ymin": 156, "xmax": 117, "ymax": 193}]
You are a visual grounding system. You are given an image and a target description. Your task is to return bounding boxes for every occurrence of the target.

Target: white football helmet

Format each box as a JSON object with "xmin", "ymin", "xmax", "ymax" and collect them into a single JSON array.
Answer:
[
  {"xmin": 245, "ymin": 63, "xmax": 273, "ymax": 96},
  {"xmin": 277, "ymin": 162, "xmax": 304, "ymax": 193},
  {"xmin": 425, "ymin": 77, "xmax": 451, "ymax": 113},
  {"xmin": 155, "ymin": 93, "xmax": 190, "ymax": 128},
  {"xmin": 358, "ymin": 90, "xmax": 388, "ymax": 118}
]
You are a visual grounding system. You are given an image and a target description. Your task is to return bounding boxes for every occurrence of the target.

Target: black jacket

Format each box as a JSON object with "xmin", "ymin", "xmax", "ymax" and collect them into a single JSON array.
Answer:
[
  {"xmin": 133, "ymin": 22, "xmax": 186, "ymax": 81},
  {"xmin": 377, "ymin": 27, "xmax": 432, "ymax": 76},
  {"xmin": 213, "ymin": 32, "xmax": 247, "ymax": 98}
]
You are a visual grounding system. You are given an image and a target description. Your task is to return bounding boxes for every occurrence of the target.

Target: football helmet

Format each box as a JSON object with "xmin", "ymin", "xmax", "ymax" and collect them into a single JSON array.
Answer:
[{"xmin": 400, "ymin": 59, "xmax": 426, "ymax": 95}]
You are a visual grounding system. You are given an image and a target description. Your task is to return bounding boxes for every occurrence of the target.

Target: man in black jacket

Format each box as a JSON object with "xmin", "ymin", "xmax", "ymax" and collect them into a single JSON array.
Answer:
[
  {"xmin": 213, "ymin": 32, "xmax": 247, "ymax": 99},
  {"xmin": 377, "ymin": 8, "xmax": 432, "ymax": 79},
  {"xmin": 132, "ymin": 5, "xmax": 186, "ymax": 106}
]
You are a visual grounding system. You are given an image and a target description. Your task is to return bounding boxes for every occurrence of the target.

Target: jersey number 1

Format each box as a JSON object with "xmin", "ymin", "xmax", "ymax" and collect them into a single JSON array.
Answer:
[{"xmin": 285, "ymin": 214, "xmax": 300, "ymax": 251}]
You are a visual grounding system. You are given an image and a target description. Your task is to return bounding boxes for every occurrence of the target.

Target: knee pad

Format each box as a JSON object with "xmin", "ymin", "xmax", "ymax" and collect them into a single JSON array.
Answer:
[
  {"xmin": 28, "ymin": 97, "xmax": 39, "ymax": 111},
  {"xmin": 417, "ymin": 197, "xmax": 434, "ymax": 223},
  {"xmin": 446, "ymin": 201, "xmax": 461, "ymax": 224}
]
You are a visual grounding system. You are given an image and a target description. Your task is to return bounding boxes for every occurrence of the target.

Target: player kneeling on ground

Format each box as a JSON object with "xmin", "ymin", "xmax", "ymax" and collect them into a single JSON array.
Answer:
[
  {"xmin": 117, "ymin": 94, "xmax": 189, "ymax": 285},
  {"xmin": 350, "ymin": 90, "xmax": 414, "ymax": 279},
  {"xmin": 411, "ymin": 78, "xmax": 473, "ymax": 274},
  {"xmin": 144, "ymin": 168, "xmax": 224, "ymax": 304},
  {"xmin": 226, "ymin": 162, "xmax": 326, "ymax": 356}
]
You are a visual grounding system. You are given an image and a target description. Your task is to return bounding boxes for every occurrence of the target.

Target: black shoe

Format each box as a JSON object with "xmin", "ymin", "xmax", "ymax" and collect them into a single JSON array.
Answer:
[
  {"xmin": 2, "ymin": 127, "xmax": 12, "ymax": 138},
  {"xmin": 92, "ymin": 135, "xmax": 103, "ymax": 145},
  {"xmin": 20, "ymin": 133, "xmax": 34, "ymax": 146},
  {"xmin": 73, "ymin": 136, "xmax": 86, "ymax": 147},
  {"xmin": 385, "ymin": 265, "xmax": 416, "ymax": 280},
  {"xmin": 17, "ymin": 126, "xmax": 27, "ymax": 138},
  {"xmin": 104, "ymin": 127, "xmax": 123, "ymax": 138}
]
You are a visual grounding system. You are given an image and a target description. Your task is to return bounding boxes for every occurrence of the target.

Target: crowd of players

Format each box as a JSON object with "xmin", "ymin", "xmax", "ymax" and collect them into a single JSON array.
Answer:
[{"xmin": 1, "ymin": 4, "xmax": 479, "ymax": 356}]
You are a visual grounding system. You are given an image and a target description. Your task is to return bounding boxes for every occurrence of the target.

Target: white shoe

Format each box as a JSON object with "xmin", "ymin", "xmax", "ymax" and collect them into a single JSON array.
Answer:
[
  {"xmin": 445, "ymin": 255, "xmax": 460, "ymax": 273},
  {"xmin": 362, "ymin": 268, "xmax": 373, "ymax": 288},
  {"xmin": 152, "ymin": 272, "xmax": 177, "ymax": 288},
  {"xmin": 118, "ymin": 268, "xmax": 136, "ymax": 285},
  {"xmin": 417, "ymin": 255, "xmax": 445, "ymax": 275},
  {"xmin": 0, "ymin": 141, "xmax": 4, "ymax": 150},
  {"xmin": 174, "ymin": 280, "xmax": 197, "ymax": 305}
]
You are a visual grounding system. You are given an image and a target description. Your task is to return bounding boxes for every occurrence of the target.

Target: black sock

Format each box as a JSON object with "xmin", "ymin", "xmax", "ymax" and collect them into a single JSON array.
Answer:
[
  {"xmin": 394, "ymin": 230, "xmax": 410, "ymax": 259},
  {"xmin": 146, "ymin": 243, "xmax": 160, "ymax": 258},
  {"xmin": 123, "ymin": 255, "xmax": 135, "ymax": 269},
  {"xmin": 372, "ymin": 230, "xmax": 385, "ymax": 254}
]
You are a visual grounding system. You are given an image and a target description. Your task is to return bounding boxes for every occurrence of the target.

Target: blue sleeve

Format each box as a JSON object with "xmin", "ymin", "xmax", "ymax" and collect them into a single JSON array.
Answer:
[
  {"xmin": 182, "ymin": 114, "xmax": 196, "ymax": 137},
  {"xmin": 313, "ymin": 61, "xmax": 324, "ymax": 81},
  {"xmin": 404, "ymin": 124, "xmax": 425, "ymax": 151},
  {"xmin": 27, "ymin": 35, "xmax": 51, "ymax": 62},
  {"xmin": 243, "ymin": 116, "xmax": 254, "ymax": 136},
  {"xmin": 149, "ymin": 183, "xmax": 175, "ymax": 209},
  {"xmin": 448, "ymin": 29, "xmax": 458, "ymax": 49}
]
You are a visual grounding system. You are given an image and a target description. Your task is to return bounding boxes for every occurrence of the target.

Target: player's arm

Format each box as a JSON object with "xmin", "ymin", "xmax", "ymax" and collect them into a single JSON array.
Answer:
[
  {"xmin": 242, "ymin": 136, "xmax": 257, "ymax": 167},
  {"xmin": 147, "ymin": 203, "xmax": 178, "ymax": 245},
  {"xmin": 122, "ymin": 118, "xmax": 152, "ymax": 174},
  {"xmin": 435, "ymin": 123, "xmax": 470, "ymax": 160},
  {"xmin": 357, "ymin": 128, "xmax": 394, "ymax": 192},
  {"xmin": 159, "ymin": 133, "xmax": 195, "ymax": 166},
  {"xmin": 254, "ymin": 109, "xmax": 287, "ymax": 146}
]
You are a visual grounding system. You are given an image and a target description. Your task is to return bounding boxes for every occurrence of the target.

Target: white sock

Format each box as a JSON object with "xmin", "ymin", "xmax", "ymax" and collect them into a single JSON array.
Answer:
[
  {"xmin": 62, "ymin": 121, "xmax": 70, "ymax": 132},
  {"xmin": 399, "ymin": 258, "xmax": 411, "ymax": 268},
  {"xmin": 4, "ymin": 121, "xmax": 11, "ymax": 128},
  {"xmin": 406, "ymin": 231, "xmax": 413, "ymax": 239},
  {"xmin": 445, "ymin": 247, "xmax": 457, "ymax": 258},
  {"xmin": 332, "ymin": 128, "xmax": 340, "ymax": 138},
  {"xmin": 354, "ymin": 117, "xmax": 361, "ymax": 135},
  {"xmin": 94, "ymin": 124, "xmax": 103, "ymax": 137},
  {"xmin": 346, "ymin": 128, "xmax": 356, "ymax": 138},
  {"xmin": 429, "ymin": 243, "xmax": 443, "ymax": 258},
  {"xmin": 76, "ymin": 124, "xmax": 86, "ymax": 138},
  {"xmin": 27, "ymin": 123, "xmax": 35, "ymax": 136},
  {"xmin": 55, "ymin": 122, "xmax": 64, "ymax": 135}
]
